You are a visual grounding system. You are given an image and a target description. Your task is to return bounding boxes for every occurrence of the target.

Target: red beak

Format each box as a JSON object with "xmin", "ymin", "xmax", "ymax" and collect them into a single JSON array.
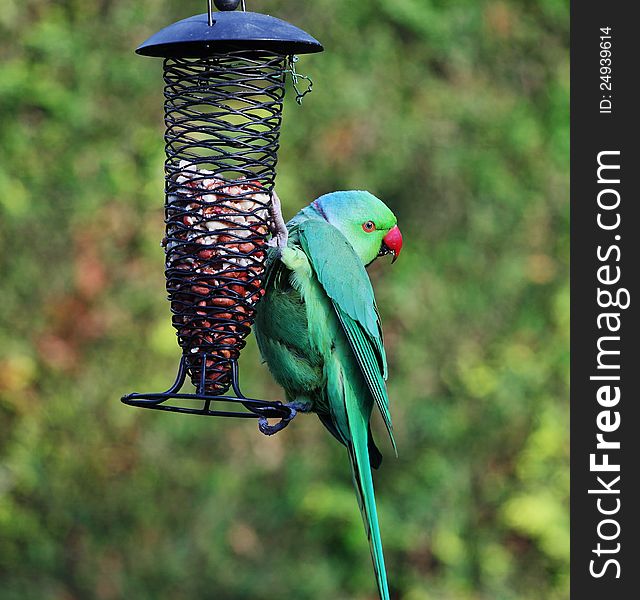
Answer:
[{"xmin": 381, "ymin": 225, "xmax": 403, "ymax": 263}]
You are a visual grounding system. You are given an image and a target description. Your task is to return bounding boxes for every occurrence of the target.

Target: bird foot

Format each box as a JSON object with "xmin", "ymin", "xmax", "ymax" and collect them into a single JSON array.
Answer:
[
  {"xmin": 258, "ymin": 405, "xmax": 297, "ymax": 436},
  {"xmin": 257, "ymin": 401, "xmax": 311, "ymax": 436},
  {"xmin": 269, "ymin": 190, "xmax": 288, "ymax": 254}
]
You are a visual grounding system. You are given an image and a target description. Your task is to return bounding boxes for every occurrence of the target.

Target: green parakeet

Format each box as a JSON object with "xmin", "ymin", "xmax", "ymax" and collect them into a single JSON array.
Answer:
[{"xmin": 255, "ymin": 190, "xmax": 403, "ymax": 600}]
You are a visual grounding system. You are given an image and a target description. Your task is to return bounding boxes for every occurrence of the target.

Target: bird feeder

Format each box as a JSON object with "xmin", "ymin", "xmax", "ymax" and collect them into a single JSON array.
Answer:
[{"xmin": 121, "ymin": 0, "xmax": 322, "ymax": 430}]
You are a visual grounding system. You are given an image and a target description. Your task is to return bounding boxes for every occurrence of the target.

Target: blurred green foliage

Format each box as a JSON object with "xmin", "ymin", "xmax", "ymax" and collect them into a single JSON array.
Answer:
[{"xmin": 0, "ymin": 0, "xmax": 568, "ymax": 598}]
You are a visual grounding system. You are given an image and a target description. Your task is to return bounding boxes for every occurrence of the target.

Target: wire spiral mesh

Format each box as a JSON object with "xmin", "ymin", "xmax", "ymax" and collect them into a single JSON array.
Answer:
[{"xmin": 163, "ymin": 51, "xmax": 286, "ymax": 395}]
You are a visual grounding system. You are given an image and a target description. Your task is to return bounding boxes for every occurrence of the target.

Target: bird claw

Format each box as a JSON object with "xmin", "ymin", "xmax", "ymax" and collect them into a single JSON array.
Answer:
[
  {"xmin": 258, "ymin": 405, "xmax": 297, "ymax": 436},
  {"xmin": 269, "ymin": 190, "xmax": 288, "ymax": 254}
]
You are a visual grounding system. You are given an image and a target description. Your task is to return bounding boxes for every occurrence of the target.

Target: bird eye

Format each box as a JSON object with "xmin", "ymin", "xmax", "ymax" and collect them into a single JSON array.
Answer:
[{"xmin": 362, "ymin": 220, "xmax": 376, "ymax": 233}]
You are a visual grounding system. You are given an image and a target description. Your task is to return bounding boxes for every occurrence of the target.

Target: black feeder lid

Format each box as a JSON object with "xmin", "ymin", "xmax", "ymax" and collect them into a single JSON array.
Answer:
[{"xmin": 136, "ymin": 11, "xmax": 323, "ymax": 57}]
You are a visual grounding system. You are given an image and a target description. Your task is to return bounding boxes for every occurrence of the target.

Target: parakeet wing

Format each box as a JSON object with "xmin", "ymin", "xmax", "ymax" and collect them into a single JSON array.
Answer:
[{"xmin": 297, "ymin": 218, "xmax": 396, "ymax": 452}]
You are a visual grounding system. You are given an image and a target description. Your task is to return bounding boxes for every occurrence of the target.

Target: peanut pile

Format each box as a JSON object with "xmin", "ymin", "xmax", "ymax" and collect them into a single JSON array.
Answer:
[{"xmin": 164, "ymin": 161, "xmax": 270, "ymax": 394}]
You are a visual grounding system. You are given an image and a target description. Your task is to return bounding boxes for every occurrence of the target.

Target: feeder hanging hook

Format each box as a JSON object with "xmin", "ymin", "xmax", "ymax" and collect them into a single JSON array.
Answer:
[
  {"xmin": 286, "ymin": 55, "xmax": 314, "ymax": 105},
  {"xmin": 210, "ymin": 0, "xmax": 246, "ymax": 26}
]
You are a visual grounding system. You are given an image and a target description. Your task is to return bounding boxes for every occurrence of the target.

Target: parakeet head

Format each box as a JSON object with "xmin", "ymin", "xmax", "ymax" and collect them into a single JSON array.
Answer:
[{"xmin": 311, "ymin": 191, "xmax": 403, "ymax": 266}]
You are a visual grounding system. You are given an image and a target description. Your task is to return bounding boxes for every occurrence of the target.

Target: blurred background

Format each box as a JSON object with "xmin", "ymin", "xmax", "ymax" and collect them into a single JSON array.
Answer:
[{"xmin": 0, "ymin": 1, "xmax": 568, "ymax": 598}]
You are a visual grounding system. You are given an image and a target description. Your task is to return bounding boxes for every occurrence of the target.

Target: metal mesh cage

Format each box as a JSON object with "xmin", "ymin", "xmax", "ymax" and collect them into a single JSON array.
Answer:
[
  {"xmin": 164, "ymin": 51, "xmax": 285, "ymax": 394},
  {"xmin": 122, "ymin": 51, "xmax": 292, "ymax": 424}
]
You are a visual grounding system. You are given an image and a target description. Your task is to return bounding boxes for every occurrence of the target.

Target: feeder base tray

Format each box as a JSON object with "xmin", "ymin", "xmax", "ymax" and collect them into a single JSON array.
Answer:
[{"xmin": 121, "ymin": 357, "xmax": 295, "ymax": 433}]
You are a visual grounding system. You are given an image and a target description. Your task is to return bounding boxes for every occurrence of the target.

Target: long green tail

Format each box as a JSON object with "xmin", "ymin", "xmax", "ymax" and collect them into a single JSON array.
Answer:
[{"xmin": 346, "ymin": 404, "xmax": 390, "ymax": 600}]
